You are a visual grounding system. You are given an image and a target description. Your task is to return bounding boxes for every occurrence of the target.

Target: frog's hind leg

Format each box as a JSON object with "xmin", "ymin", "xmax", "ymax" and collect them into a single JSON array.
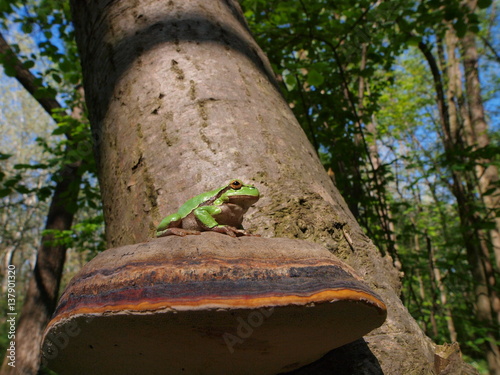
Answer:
[
  {"xmin": 210, "ymin": 225, "xmax": 259, "ymax": 237},
  {"xmin": 157, "ymin": 227, "xmax": 201, "ymax": 237}
]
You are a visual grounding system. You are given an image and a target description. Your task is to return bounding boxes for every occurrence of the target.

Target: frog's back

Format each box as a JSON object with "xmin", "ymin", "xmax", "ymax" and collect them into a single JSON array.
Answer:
[{"xmin": 176, "ymin": 187, "xmax": 222, "ymax": 218}]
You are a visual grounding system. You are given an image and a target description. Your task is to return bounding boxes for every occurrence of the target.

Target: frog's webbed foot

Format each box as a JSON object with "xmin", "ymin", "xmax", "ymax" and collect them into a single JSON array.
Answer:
[
  {"xmin": 210, "ymin": 225, "xmax": 259, "ymax": 237},
  {"xmin": 157, "ymin": 228, "xmax": 201, "ymax": 237}
]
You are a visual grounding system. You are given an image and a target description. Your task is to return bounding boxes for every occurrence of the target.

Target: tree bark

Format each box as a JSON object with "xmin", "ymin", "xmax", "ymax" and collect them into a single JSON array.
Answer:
[{"xmin": 69, "ymin": 0, "xmax": 473, "ymax": 373}]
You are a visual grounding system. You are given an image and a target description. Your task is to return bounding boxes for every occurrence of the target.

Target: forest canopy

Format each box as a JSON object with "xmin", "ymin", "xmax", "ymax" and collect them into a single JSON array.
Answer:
[{"xmin": 0, "ymin": 0, "xmax": 499, "ymax": 373}]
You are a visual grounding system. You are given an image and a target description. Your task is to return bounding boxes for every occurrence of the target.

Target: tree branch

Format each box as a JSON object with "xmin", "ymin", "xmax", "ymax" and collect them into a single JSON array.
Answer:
[
  {"xmin": 0, "ymin": 32, "xmax": 69, "ymax": 119},
  {"xmin": 480, "ymin": 35, "xmax": 500, "ymax": 64}
]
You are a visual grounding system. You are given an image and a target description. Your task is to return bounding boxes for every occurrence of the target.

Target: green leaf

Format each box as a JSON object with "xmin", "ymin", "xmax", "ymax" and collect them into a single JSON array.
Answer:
[
  {"xmin": 482, "ymin": 187, "xmax": 498, "ymax": 197},
  {"xmin": 15, "ymin": 185, "xmax": 31, "ymax": 194},
  {"xmin": 283, "ymin": 70, "xmax": 296, "ymax": 91},
  {"xmin": 477, "ymin": 0, "xmax": 492, "ymax": 8},
  {"xmin": 52, "ymin": 126, "xmax": 68, "ymax": 136},
  {"xmin": 59, "ymin": 58, "xmax": 74, "ymax": 73},
  {"xmin": 454, "ymin": 19, "xmax": 467, "ymax": 38},
  {"xmin": 34, "ymin": 86, "xmax": 57, "ymax": 100},
  {"xmin": 2, "ymin": 59, "xmax": 16, "ymax": 77},
  {"xmin": 307, "ymin": 70, "xmax": 324, "ymax": 87},
  {"xmin": 22, "ymin": 60, "xmax": 35, "ymax": 69},
  {"xmin": 0, "ymin": 188, "xmax": 11, "ymax": 198},
  {"xmin": 37, "ymin": 186, "xmax": 53, "ymax": 201},
  {"xmin": 3, "ymin": 175, "xmax": 22, "ymax": 188},
  {"xmin": 21, "ymin": 22, "xmax": 33, "ymax": 34},
  {"xmin": 52, "ymin": 73, "xmax": 62, "ymax": 83},
  {"xmin": 0, "ymin": 1, "xmax": 13, "ymax": 13},
  {"xmin": 477, "ymin": 221, "xmax": 496, "ymax": 230},
  {"xmin": 407, "ymin": 36, "xmax": 421, "ymax": 47},
  {"xmin": 13, "ymin": 163, "xmax": 48, "ymax": 170}
]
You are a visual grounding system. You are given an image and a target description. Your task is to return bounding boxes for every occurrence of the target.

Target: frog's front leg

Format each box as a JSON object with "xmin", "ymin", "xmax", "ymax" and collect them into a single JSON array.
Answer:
[
  {"xmin": 156, "ymin": 213, "xmax": 201, "ymax": 237},
  {"xmin": 193, "ymin": 206, "xmax": 222, "ymax": 228},
  {"xmin": 193, "ymin": 206, "xmax": 254, "ymax": 237}
]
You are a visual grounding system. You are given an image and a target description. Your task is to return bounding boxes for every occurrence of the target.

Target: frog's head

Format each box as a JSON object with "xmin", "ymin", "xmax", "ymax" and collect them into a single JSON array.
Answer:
[{"xmin": 222, "ymin": 179, "xmax": 260, "ymax": 209}]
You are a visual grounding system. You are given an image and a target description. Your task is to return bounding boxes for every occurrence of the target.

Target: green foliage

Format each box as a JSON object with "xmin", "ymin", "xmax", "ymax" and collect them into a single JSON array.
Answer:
[
  {"xmin": 42, "ymin": 213, "xmax": 105, "ymax": 257},
  {"xmin": 242, "ymin": 0, "xmax": 411, "ymax": 244}
]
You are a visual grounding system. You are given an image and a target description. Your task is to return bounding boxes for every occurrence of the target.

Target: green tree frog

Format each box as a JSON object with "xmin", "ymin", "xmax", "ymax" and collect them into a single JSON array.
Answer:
[{"xmin": 156, "ymin": 179, "xmax": 260, "ymax": 237}]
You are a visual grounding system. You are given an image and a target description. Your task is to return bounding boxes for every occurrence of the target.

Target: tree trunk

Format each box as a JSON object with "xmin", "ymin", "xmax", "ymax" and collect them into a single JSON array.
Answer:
[{"xmin": 70, "ymin": 0, "xmax": 473, "ymax": 373}]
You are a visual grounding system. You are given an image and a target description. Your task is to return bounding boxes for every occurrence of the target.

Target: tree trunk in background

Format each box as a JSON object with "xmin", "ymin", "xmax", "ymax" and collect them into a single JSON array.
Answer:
[
  {"xmin": 444, "ymin": 28, "xmax": 474, "ymax": 147},
  {"xmin": 356, "ymin": 45, "xmax": 396, "ymax": 260},
  {"xmin": 461, "ymin": 30, "xmax": 500, "ymax": 359},
  {"xmin": 448, "ymin": 13, "xmax": 500, "ymax": 355},
  {"xmin": 446, "ymin": 22, "xmax": 500, "ymax": 330},
  {"xmin": 70, "ymin": 0, "xmax": 476, "ymax": 373},
  {"xmin": 424, "ymin": 178, "xmax": 458, "ymax": 343},
  {"xmin": 0, "ymin": 192, "xmax": 37, "ymax": 294},
  {"xmin": 330, "ymin": 44, "xmax": 365, "ymax": 223},
  {"xmin": 410, "ymin": 184, "xmax": 457, "ymax": 343},
  {"xmin": 426, "ymin": 234, "xmax": 457, "ymax": 342},
  {"xmin": 461, "ymin": 0, "xmax": 500, "ymax": 275},
  {"xmin": 0, "ymin": 163, "xmax": 81, "ymax": 375},
  {"xmin": 365, "ymin": 113, "xmax": 401, "ymax": 262},
  {"xmin": 444, "ymin": 23, "xmax": 500, "ymax": 327},
  {"xmin": 425, "ymin": 234, "xmax": 439, "ymax": 338},
  {"xmin": 419, "ymin": 39, "xmax": 500, "ymax": 375}
]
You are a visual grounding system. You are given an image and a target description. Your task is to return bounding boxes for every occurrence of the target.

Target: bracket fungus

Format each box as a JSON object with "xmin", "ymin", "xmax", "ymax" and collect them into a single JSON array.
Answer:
[{"xmin": 42, "ymin": 233, "xmax": 387, "ymax": 375}]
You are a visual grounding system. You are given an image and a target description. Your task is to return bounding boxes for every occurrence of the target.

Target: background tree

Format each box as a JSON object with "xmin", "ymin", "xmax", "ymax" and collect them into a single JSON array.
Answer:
[{"xmin": 0, "ymin": 2, "xmax": 103, "ymax": 374}]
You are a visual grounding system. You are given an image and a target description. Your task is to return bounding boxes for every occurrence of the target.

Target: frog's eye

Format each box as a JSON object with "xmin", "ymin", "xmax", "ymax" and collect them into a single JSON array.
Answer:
[{"xmin": 230, "ymin": 180, "xmax": 242, "ymax": 190}]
